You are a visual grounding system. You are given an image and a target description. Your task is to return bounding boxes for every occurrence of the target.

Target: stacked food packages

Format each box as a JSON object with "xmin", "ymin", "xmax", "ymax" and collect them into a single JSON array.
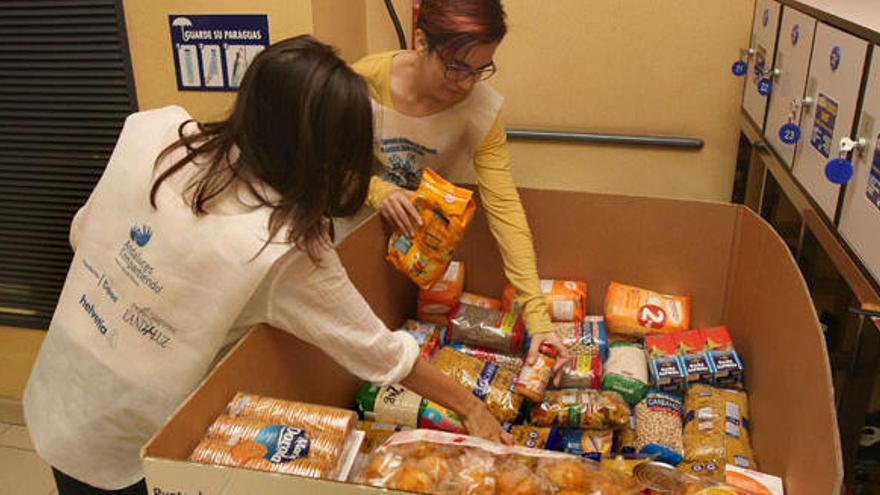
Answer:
[
  {"xmin": 348, "ymin": 275, "xmax": 783, "ymax": 493},
  {"xmin": 189, "ymin": 392, "xmax": 360, "ymax": 480}
]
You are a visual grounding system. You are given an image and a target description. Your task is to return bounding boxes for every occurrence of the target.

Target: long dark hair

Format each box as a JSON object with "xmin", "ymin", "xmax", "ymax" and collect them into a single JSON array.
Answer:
[
  {"xmin": 416, "ymin": 0, "xmax": 507, "ymax": 57},
  {"xmin": 151, "ymin": 35, "xmax": 374, "ymax": 260}
]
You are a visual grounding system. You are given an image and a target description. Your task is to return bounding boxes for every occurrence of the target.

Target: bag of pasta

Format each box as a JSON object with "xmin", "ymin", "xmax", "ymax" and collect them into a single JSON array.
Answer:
[
  {"xmin": 432, "ymin": 346, "xmax": 523, "ymax": 423},
  {"xmin": 352, "ymin": 429, "xmax": 642, "ymax": 494},
  {"xmin": 680, "ymin": 384, "xmax": 756, "ymax": 481},
  {"xmin": 386, "ymin": 169, "xmax": 476, "ymax": 289},
  {"xmin": 528, "ymin": 389, "xmax": 630, "ymax": 430}
]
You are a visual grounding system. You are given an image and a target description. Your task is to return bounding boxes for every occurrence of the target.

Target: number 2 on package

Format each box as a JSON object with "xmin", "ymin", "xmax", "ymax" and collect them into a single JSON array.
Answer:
[{"xmin": 638, "ymin": 304, "xmax": 667, "ymax": 328}]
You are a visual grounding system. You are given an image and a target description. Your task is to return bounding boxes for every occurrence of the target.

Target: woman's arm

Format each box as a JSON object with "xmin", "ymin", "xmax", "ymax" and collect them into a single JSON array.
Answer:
[
  {"xmin": 262, "ymin": 245, "xmax": 505, "ymax": 440},
  {"xmin": 473, "ymin": 112, "xmax": 571, "ymax": 378},
  {"xmin": 402, "ymin": 357, "xmax": 511, "ymax": 444}
]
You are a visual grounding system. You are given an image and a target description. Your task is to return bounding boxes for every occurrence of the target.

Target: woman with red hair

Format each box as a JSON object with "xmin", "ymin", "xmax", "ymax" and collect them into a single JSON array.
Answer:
[{"xmin": 353, "ymin": 0, "xmax": 569, "ymax": 374}]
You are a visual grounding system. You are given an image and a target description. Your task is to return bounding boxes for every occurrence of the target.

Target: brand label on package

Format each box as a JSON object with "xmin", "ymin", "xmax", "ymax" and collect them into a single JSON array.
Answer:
[{"xmin": 255, "ymin": 425, "xmax": 311, "ymax": 463}]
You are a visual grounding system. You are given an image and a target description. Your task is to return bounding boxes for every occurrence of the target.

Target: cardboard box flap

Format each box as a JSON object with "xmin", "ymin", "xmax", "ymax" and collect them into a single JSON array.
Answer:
[
  {"xmin": 459, "ymin": 189, "xmax": 736, "ymax": 327},
  {"xmin": 724, "ymin": 207, "xmax": 843, "ymax": 494},
  {"xmin": 144, "ymin": 325, "xmax": 362, "ymax": 461}
]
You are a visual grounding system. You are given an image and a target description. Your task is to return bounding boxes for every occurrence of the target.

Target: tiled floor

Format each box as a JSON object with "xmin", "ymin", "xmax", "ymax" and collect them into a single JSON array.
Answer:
[{"xmin": 0, "ymin": 423, "xmax": 56, "ymax": 495}]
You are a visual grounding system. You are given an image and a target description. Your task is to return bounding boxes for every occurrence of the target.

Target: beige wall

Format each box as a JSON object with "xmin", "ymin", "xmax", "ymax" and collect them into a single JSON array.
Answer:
[
  {"xmin": 366, "ymin": 0, "xmax": 413, "ymax": 54},
  {"xmin": 492, "ymin": 0, "xmax": 754, "ymax": 201},
  {"xmin": 122, "ymin": 0, "xmax": 315, "ymax": 121}
]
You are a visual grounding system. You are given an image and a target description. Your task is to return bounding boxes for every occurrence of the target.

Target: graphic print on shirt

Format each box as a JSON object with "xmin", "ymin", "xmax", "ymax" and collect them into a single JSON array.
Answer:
[
  {"xmin": 378, "ymin": 137, "xmax": 438, "ymax": 189},
  {"xmin": 114, "ymin": 223, "xmax": 164, "ymax": 293}
]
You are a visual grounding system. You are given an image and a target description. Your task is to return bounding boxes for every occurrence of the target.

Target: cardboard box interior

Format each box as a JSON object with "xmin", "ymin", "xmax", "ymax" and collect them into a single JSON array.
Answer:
[{"xmin": 144, "ymin": 188, "xmax": 842, "ymax": 495}]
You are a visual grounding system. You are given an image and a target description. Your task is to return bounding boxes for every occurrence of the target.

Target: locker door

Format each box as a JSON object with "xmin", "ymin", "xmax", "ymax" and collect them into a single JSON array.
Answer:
[
  {"xmin": 764, "ymin": 8, "xmax": 817, "ymax": 168},
  {"xmin": 792, "ymin": 23, "xmax": 868, "ymax": 220},
  {"xmin": 742, "ymin": 0, "xmax": 782, "ymax": 129},
  {"xmin": 839, "ymin": 48, "xmax": 880, "ymax": 285}
]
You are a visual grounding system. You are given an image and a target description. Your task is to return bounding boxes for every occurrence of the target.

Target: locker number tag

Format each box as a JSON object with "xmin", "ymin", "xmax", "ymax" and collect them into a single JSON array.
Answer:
[
  {"xmin": 762, "ymin": 8, "xmax": 770, "ymax": 27},
  {"xmin": 791, "ymin": 24, "xmax": 800, "ymax": 45},
  {"xmin": 825, "ymin": 158, "xmax": 853, "ymax": 184},
  {"xmin": 779, "ymin": 123, "xmax": 801, "ymax": 144},
  {"xmin": 830, "ymin": 46, "xmax": 842, "ymax": 71},
  {"xmin": 732, "ymin": 61, "xmax": 748, "ymax": 76},
  {"xmin": 757, "ymin": 78, "xmax": 773, "ymax": 96}
]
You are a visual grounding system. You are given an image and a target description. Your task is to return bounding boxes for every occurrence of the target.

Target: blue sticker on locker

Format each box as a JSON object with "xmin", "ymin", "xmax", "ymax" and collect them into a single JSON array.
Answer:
[
  {"xmin": 779, "ymin": 123, "xmax": 801, "ymax": 144},
  {"xmin": 169, "ymin": 14, "xmax": 269, "ymax": 91},
  {"xmin": 757, "ymin": 78, "xmax": 773, "ymax": 96},
  {"xmin": 867, "ymin": 138, "xmax": 880, "ymax": 212},
  {"xmin": 810, "ymin": 93, "xmax": 839, "ymax": 158},
  {"xmin": 826, "ymin": 158, "xmax": 854, "ymax": 184},
  {"xmin": 732, "ymin": 61, "xmax": 748, "ymax": 76},
  {"xmin": 791, "ymin": 24, "xmax": 800, "ymax": 45},
  {"xmin": 762, "ymin": 8, "xmax": 770, "ymax": 27},
  {"xmin": 831, "ymin": 46, "xmax": 842, "ymax": 71}
]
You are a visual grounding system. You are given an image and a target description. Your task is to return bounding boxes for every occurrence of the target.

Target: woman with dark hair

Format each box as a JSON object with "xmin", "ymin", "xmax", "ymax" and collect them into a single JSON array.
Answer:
[
  {"xmin": 354, "ymin": 0, "xmax": 570, "ymax": 369},
  {"xmin": 23, "ymin": 35, "xmax": 504, "ymax": 495}
]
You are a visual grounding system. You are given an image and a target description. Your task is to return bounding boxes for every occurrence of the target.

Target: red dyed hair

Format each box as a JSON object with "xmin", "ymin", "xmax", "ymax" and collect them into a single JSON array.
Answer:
[{"xmin": 416, "ymin": 0, "xmax": 507, "ymax": 59}]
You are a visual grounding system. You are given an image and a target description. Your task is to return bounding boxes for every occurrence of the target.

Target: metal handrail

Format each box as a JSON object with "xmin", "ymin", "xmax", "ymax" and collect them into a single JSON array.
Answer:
[{"xmin": 506, "ymin": 128, "xmax": 704, "ymax": 150}]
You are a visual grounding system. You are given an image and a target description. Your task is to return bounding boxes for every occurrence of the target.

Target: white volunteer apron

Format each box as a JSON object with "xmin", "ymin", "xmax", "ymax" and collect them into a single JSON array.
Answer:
[
  {"xmin": 333, "ymin": 83, "xmax": 503, "ymax": 241},
  {"xmin": 372, "ymin": 83, "xmax": 504, "ymax": 187},
  {"xmin": 24, "ymin": 106, "xmax": 290, "ymax": 489}
]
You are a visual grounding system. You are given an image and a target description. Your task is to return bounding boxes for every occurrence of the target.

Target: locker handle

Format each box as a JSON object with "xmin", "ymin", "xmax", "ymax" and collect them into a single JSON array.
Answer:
[
  {"xmin": 825, "ymin": 138, "xmax": 868, "ymax": 184},
  {"xmin": 731, "ymin": 48, "xmax": 756, "ymax": 77}
]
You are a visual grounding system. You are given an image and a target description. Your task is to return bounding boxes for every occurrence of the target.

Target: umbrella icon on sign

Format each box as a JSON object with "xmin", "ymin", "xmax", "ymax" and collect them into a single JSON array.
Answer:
[{"xmin": 171, "ymin": 16, "xmax": 192, "ymax": 39}]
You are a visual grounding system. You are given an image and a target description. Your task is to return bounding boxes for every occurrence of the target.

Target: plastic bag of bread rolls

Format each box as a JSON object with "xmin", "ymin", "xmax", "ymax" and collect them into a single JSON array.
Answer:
[{"xmin": 352, "ymin": 429, "xmax": 643, "ymax": 494}]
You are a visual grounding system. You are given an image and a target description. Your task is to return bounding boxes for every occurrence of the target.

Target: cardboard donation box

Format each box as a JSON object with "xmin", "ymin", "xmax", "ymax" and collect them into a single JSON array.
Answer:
[{"xmin": 142, "ymin": 189, "xmax": 842, "ymax": 495}]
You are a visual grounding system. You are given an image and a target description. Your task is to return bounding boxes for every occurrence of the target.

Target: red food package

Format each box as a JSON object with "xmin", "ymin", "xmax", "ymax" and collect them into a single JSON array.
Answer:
[
  {"xmin": 699, "ymin": 326, "xmax": 734, "ymax": 351},
  {"xmin": 673, "ymin": 330, "xmax": 706, "ymax": 355},
  {"xmin": 645, "ymin": 334, "xmax": 678, "ymax": 358}
]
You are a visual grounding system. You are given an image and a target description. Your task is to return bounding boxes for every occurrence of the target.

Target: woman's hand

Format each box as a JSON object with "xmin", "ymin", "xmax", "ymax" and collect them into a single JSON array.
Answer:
[
  {"xmin": 379, "ymin": 189, "xmax": 422, "ymax": 238},
  {"xmin": 460, "ymin": 397, "xmax": 513, "ymax": 445},
  {"xmin": 400, "ymin": 358, "xmax": 512, "ymax": 445},
  {"xmin": 526, "ymin": 331, "xmax": 572, "ymax": 388}
]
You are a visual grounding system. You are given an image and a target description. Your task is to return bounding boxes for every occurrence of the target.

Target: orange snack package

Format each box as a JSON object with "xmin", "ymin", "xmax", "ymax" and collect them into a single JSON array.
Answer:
[
  {"xmin": 417, "ymin": 261, "xmax": 465, "ymax": 324},
  {"xmin": 459, "ymin": 292, "xmax": 502, "ymax": 311},
  {"xmin": 604, "ymin": 282, "xmax": 691, "ymax": 337},
  {"xmin": 386, "ymin": 169, "xmax": 476, "ymax": 289},
  {"xmin": 502, "ymin": 280, "xmax": 588, "ymax": 322}
]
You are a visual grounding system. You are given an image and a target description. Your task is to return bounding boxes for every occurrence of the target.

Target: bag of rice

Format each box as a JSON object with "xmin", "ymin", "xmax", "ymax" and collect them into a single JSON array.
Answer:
[
  {"xmin": 602, "ymin": 341, "xmax": 649, "ymax": 405},
  {"xmin": 447, "ymin": 303, "xmax": 526, "ymax": 355}
]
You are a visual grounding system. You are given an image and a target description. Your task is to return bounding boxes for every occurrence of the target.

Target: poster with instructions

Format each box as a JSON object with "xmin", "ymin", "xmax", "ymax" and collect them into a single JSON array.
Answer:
[{"xmin": 169, "ymin": 14, "xmax": 268, "ymax": 91}]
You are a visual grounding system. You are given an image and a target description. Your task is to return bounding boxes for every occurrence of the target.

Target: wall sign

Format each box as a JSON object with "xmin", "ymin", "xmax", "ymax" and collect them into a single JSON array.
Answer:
[{"xmin": 169, "ymin": 14, "xmax": 269, "ymax": 91}]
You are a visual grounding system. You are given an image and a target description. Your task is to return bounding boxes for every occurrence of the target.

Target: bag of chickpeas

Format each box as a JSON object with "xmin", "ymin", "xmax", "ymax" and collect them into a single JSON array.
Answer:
[{"xmin": 634, "ymin": 391, "xmax": 684, "ymax": 466}]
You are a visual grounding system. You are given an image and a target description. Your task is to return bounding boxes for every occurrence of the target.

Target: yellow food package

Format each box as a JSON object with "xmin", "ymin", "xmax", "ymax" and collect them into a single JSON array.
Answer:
[
  {"xmin": 604, "ymin": 282, "xmax": 691, "ymax": 337},
  {"xmin": 386, "ymin": 169, "xmax": 475, "ymax": 289}
]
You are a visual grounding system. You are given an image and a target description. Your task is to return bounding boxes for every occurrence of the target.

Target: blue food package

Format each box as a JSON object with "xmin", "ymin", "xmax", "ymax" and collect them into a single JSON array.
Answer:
[
  {"xmin": 709, "ymin": 349, "xmax": 745, "ymax": 388},
  {"xmin": 547, "ymin": 428, "xmax": 613, "ymax": 461}
]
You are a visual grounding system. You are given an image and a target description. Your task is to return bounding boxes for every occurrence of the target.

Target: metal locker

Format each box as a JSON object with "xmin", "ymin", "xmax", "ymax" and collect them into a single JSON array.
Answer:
[
  {"xmin": 764, "ymin": 7, "xmax": 817, "ymax": 167},
  {"xmin": 742, "ymin": 0, "xmax": 782, "ymax": 129},
  {"xmin": 792, "ymin": 23, "xmax": 869, "ymax": 220},
  {"xmin": 839, "ymin": 47, "xmax": 880, "ymax": 285}
]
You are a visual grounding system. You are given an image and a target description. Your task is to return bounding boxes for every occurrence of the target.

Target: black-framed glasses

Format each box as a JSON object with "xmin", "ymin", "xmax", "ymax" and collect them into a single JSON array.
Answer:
[{"xmin": 444, "ymin": 61, "xmax": 497, "ymax": 82}]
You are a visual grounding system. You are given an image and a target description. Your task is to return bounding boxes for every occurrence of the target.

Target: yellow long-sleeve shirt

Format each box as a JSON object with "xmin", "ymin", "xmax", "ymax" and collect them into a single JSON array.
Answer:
[{"xmin": 353, "ymin": 51, "xmax": 553, "ymax": 335}]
